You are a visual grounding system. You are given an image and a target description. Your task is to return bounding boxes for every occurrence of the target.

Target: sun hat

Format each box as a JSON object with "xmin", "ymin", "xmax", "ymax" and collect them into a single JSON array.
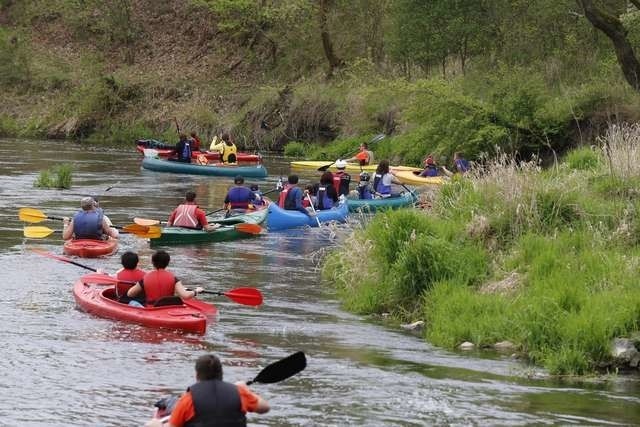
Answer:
[{"xmin": 335, "ymin": 159, "xmax": 347, "ymax": 169}]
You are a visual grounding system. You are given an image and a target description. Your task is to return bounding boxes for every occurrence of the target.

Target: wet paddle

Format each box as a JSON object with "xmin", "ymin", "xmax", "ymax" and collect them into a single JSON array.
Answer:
[
  {"xmin": 32, "ymin": 248, "xmax": 98, "ymax": 271},
  {"xmin": 23, "ymin": 224, "xmax": 161, "ymax": 239},
  {"xmin": 306, "ymin": 193, "xmax": 322, "ymax": 227}
]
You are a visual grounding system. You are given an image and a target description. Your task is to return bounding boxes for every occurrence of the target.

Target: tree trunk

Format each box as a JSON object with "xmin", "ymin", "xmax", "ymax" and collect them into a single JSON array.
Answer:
[
  {"xmin": 318, "ymin": 0, "xmax": 344, "ymax": 78},
  {"xmin": 577, "ymin": 0, "xmax": 640, "ymax": 91}
]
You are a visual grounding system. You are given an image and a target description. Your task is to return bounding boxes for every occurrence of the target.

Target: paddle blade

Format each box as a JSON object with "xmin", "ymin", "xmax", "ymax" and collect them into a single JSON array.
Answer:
[
  {"xmin": 223, "ymin": 287, "xmax": 263, "ymax": 306},
  {"xmin": 235, "ymin": 223, "xmax": 263, "ymax": 235},
  {"xmin": 121, "ymin": 224, "xmax": 162, "ymax": 238},
  {"xmin": 317, "ymin": 162, "xmax": 334, "ymax": 172},
  {"xmin": 249, "ymin": 351, "xmax": 307, "ymax": 385},
  {"xmin": 19, "ymin": 207, "xmax": 48, "ymax": 223},
  {"xmin": 24, "ymin": 226, "xmax": 56, "ymax": 238},
  {"xmin": 133, "ymin": 217, "xmax": 161, "ymax": 226}
]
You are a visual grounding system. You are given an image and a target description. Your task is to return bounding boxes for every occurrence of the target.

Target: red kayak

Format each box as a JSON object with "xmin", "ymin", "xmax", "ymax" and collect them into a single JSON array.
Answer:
[
  {"xmin": 63, "ymin": 238, "xmax": 118, "ymax": 258},
  {"xmin": 73, "ymin": 280, "xmax": 213, "ymax": 334},
  {"xmin": 135, "ymin": 139, "xmax": 262, "ymax": 163}
]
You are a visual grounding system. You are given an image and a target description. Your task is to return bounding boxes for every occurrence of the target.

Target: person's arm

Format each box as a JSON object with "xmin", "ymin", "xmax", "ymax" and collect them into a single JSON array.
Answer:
[
  {"xmin": 127, "ymin": 283, "xmax": 143, "ymax": 298},
  {"xmin": 102, "ymin": 217, "xmax": 119, "ymax": 239},
  {"xmin": 195, "ymin": 209, "xmax": 217, "ymax": 231},
  {"xmin": 167, "ymin": 209, "xmax": 177, "ymax": 226},
  {"xmin": 62, "ymin": 217, "xmax": 73, "ymax": 240},
  {"xmin": 175, "ymin": 281, "xmax": 204, "ymax": 299},
  {"xmin": 236, "ymin": 383, "xmax": 270, "ymax": 414},
  {"xmin": 294, "ymin": 188, "xmax": 311, "ymax": 215}
]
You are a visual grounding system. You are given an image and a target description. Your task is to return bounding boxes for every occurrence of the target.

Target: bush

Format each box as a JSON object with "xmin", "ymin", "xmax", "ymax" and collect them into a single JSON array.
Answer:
[
  {"xmin": 283, "ymin": 141, "xmax": 308, "ymax": 158},
  {"xmin": 564, "ymin": 146, "xmax": 601, "ymax": 171},
  {"xmin": 34, "ymin": 164, "xmax": 72, "ymax": 189}
]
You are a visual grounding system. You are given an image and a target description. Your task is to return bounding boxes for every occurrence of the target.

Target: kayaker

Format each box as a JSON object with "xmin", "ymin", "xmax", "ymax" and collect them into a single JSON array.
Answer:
[
  {"xmin": 188, "ymin": 132, "xmax": 202, "ymax": 152},
  {"xmin": 278, "ymin": 175, "xmax": 315, "ymax": 216},
  {"xmin": 62, "ymin": 197, "xmax": 119, "ymax": 241},
  {"xmin": 345, "ymin": 142, "xmax": 374, "ymax": 166},
  {"xmin": 209, "ymin": 133, "xmax": 238, "ymax": 163},
  {"xmin": 373, "ymin": 160, "xmax": 402, "ymax": 198},
  {"xmin": 224, "ymin": 175, "xmax": 255, "ymax": 210},
  {"xmin": 114, "ymin": 251, "xmax": 146, "ymax": 304},
  {"xmin": 250, "ymin": 184, "xmax": 265, "ymax": 206},
  {"xmin": 332, "ymin": 160, "xmax": 351, "ymax": 197},
  {"xmin": 171, "ymin": 133, "xmax": 192, "ymax": 163},
  {"xmin": 314, "ymin": 171, "xmax": 339, "ymax": 210},
  {"xmin": 168, "ymin": 191, "xmax": 218, "ymax": 231},
  {"xmin": 419, "ymin": 154, "xmax": 439, "ymax": 177},
  {"xmin": 144, "ymin": 353, "xmax": 270, "ymax": 427},
  {"xmin": 357, "ymin": 172, "xmax": 373, "ymax": 200},
  {"xmin": 453, "ymin": 152, "xmax": 470, "ymax": 174},
  {"xmin": 127, "ymin": 250, "xmax": 203, "ymax": 306}
]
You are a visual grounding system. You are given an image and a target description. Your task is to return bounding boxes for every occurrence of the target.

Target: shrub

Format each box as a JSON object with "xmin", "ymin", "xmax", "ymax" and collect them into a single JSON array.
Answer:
[
  {"xmin": 34, "ymin": 164, "xmax": 72, "ymax": 189},
  {"xmin": 283, "ymin": 141, "xmax": 308, "ymax": 158},
  {"xmin": 564, "ymin": 146, "xmax": 601, "ymax": 171}
]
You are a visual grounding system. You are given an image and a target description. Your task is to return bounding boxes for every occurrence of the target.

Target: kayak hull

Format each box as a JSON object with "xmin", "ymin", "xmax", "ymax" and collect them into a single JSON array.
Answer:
[
  {"xmin": 267, "ymin": 201, "xmax": 348, "ymax": 231},
  {"xmin": 290, "ymin": 160, "xmax": 420, "ymax": 173},
  {"xmin": 151, "ymin": 205, "xmax": 268, "ymax": 246},
  {"xmin": 347, "ymin": 191, "xmax": 416, "ymax": 212},
  {"xmin": 142, "ymin": 156, "xmax": 268, "ymax": 178},
  {"xmin": 393, "ymin": 170, "xmax": 446, "ymax": 186},
  {"xmin": 73, "ymin": 280, "xmax": 211, "ymax": 334},
  {"xmin": 63, "ymin": 238, "xmax": 118, "ymax": 258},
  {"xmin": 136, "ymin": 139, "xmax": 262, "ymax": 163}
]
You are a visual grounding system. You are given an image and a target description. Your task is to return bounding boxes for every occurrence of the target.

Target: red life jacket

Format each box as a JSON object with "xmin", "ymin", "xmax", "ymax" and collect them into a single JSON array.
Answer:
[
  {"xmin": 333, "ymin": 171, "xmax": 351, "ymax": 196},
  {"xmin": 172, "ymin": 204, "xmax": 199, "ymax": 228},
  {"xmin": 116, "ymin": 268, "xmax": 146, "ymax": 297},
  {"xmin": 278, "ymin": 184, "xmax": 293, "ymax": 208},
  {"xmin": 142, "ymin": 269, "xmax": 177, "ymax": 304}
]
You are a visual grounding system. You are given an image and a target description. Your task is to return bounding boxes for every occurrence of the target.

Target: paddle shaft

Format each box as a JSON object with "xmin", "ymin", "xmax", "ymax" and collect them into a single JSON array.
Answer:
[{"xmin": 306, "ymin": 193, "xmax": 322, "ymax": 227}]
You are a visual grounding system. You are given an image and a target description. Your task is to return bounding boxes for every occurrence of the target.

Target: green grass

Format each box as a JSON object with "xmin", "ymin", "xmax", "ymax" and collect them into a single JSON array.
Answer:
[{"xmin": 34, "ymin": 163, "xmax": 72, "ymax": 189}]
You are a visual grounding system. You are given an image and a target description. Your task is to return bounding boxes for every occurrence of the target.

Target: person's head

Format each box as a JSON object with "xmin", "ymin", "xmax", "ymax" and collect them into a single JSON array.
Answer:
[
  {"xmin": 80, "ymin": 196, "xmax": 96, "ymax": 211},
  {"xmin": 121, "ymin": 251, "xmax": 139, "ymax": 270},
  {"xmin": 454, "ymin": 152, "xmax": 462, "ymax": 160},
  {"xmin": 221, "ymin": 133, "xmax": 234, "ymax": 146},
  {"xmin": 335, "ymin": 159, "xmax": 347, "ymax": 170},
  {"xmin": 359, "ymin": 172, "xmax": 370, "ymax": 182},
  {"xmin": 151, "ymin": 250, "xmax": 171, "ymax": 269},
  {"xmin": 190, "ymin": 132, "xmax": 197, "ymax": 138},
  {"xmin": 320, "ymin": 171, "xmax": 334, "ymax": 185},
  {"xmin": 250, "ymin": 184, "xmax": 259, "ymax": 192},
  {"xmin": 375, "ymin": 159, "xmax": 390, "ymax": 175},
  {"xmin": 287, "ymin": 174, "xmax": 299, "ymax": 185},
  {"xmin": 179, "ymin": 133, "xmax": 188, "ymax": 141},
  {"xmin": 185, "ymin": 191, "xmax": 196, "ymax": 202},
  {"xmin": 195, "ymin": 354, "xmax": 223, "ymax": 381},
  {"xmin": 305, "ymin": 184, "xmax": 315, "ymax": 194},
  {"xmin": 360, "ymin": 142, "xmax": 368, "ymax": 151},
  {"xmin": 234, "ymin": 175, "xmax": 244, "ymax": 185},
  {"xmin": 424, "ymin": 155, "xmax": 434, "ymax": 166}
]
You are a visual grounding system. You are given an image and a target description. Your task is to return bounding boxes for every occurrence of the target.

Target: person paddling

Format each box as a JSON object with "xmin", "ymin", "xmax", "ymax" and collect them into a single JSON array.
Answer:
[
  {"xmin": 210, "ymin": 133, "xmax": 238, "ymax": 163},
  {"xmin": 62, "ymin": 197, "xmax": 119, "ymax": 241},
  {"xmin": 145, "ymin": 353, "xmax": 270, "ymax": 427},
  {"xmin": 171, "ymin": 133, "xmax": 192, "ymax": 163},
  {"xmin": 224, "ymin": 175, "xmax": 255, "ymax": 210},
  {"xmin": 114, "ymin": 251, "xmax": 146, "ymax": 304},
  {"xmin": 278, "ymin": 175, "xmax": 315, "ymax": 216},
  {"xmin": 345, "ymin": 142, "xmax": 374, "ymax": 166},
  {"xmin": 168, "ymin": 191, "xmax": 218, "ymax": 231},
  {"xmin": 332, "ymin": 160, "xmax": 351, "ymax": 197}
]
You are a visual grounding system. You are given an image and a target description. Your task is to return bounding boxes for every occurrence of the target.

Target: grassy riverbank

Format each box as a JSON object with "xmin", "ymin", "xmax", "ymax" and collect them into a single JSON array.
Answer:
[{"xmin": 323, "ymin": 124, "xmax": 640, "ymax": 375}]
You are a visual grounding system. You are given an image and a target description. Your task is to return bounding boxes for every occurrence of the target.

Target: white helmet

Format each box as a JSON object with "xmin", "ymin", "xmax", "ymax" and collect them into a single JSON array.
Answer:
[{"xmin": 335, "ymin": 159, "xmax": 347, "ymax": 169}]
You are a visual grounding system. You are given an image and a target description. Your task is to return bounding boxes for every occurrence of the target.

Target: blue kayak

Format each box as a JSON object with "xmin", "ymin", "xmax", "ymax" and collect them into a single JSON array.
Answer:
[
  {"xmin": 267, "ymin": 201, "xmax": 349, "ymax": 231},
  {"xmin": 141, "ymin": 156, "xmax": 268, "ymax": 178},
  {"xmin": 347, "ymin": 191, "xmax": 416, "ymax": 213}
]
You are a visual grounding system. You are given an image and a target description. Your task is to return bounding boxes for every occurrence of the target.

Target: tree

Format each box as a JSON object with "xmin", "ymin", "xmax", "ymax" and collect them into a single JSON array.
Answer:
[{"xmin": 577, "ymin": 0, "xmax": 640, "ymax": 91}]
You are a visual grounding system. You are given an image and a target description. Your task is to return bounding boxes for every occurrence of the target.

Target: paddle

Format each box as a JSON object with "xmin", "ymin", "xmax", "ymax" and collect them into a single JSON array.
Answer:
[
  {"xmin": 157, "ymin": 351, "xmax": 307, "ymax": 423},
  {"xmin": 306, "ymin": 193, "xmax": 322, "ymax": 227},
  {"xmin": 32, "ymin": 248, "xmax": 98, "ymax": 271},
  {"xmin": 317, "ymin": 133, "xmax": 386, "ymax": 172},
  {"xmin": 79, "ymin": 273, "xmax": 263, "ymax": 307},
  {"xmin": 23, "ymin": 225, "xmax": 161, "ymax": 239},
  {"xmin": 18, "ymin": 208, "xmax": 161, "ymax": 237}
]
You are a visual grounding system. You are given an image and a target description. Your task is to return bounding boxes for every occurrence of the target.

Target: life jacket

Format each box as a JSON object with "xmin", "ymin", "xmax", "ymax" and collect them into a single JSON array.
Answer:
[
  {"xmin": 222, "ymin": 143, "xmax": 237, "ymax": 163},
  {"xmin": 116, "ymin": 268, "xmax": 145, "ymax": 297},
  {"xmin": 455, "ymin": 158, "xmax": 470, "ymax": 173},
  {"xmin": 422, "ymin": 165, "xmax": 438, "ymax": 177},
  {"xmin": 172, "ymin": 204, "xmax": 200, "ymax": 229},
  {"xmin": 226, "ymin": 186, "xmax": 254, "ymax": 209},
  {"xmin": 252, "ymin": 192, "xmax": 265, "ymax": 206},
  {"xmin": 142, "ymin": 269, "xmax": 177, "ymax": 305},
  {"xmin": 357, "ymin": 183, "xmax": 373, "ymax": 200},
  {"xmin": 185, "ymin": 380, "xmax": 246, "ymax": 427},
  {"xmin": 72, "ymin": 210, "xmax": 104, "ymax": 240},
  {"xmin": 180, "ymin": 140, "xmax": 192, "ymax": 161},
  {"xmin": 373, "ymin": 172, "xmax": 391, "ymax": 196},
  {"xmin": 196, "ymin": 154, "xmax": 208, "ymax": 165},
  {"xmin": 278, "ymin": 184, "xmax": 297, "ymax": 210},
  {"xmin": 317, "ymin": 185, "xmax": 334, "ymax": 210},
  {"xmin": 332, "ymin": 171, "xmax": 351, "ymax": 196},
  {"xmin": 355, "ymin": 151, "xmax": 369, "ymax": 166}
]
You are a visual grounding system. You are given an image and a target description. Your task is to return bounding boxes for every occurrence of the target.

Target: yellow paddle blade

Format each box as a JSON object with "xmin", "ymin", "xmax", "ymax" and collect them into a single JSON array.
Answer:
[
  {"xmin": 18, "ymin": 207, "xmax": 48, "ymax": 223},
  {"xmin": 133, "ymin": 217, "xmax": 161, "ymax": 226},
  {"xmin": 23, "ymin": 226, "xmax": 56, "ymax": 238}
]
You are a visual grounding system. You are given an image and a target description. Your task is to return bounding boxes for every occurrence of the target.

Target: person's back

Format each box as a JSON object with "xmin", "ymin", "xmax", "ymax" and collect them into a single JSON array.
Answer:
[
  {"xmin": 175, "ymin": 134, "xmax": 192, "ymax": 163},
  {"xmin": 225, "ymin": 176, "xmax": 254, "ymax": 209},
  {"xmin": 115, "ymin": 251, "xmax": 146, "ymax": 303},
  {"xmin": 189, "ymin": 132, "xmax": 202, "ymax": 152},
  {"xmin": 317, "ymin": 171, "xmax": 338, "ymax": 210},
  {"xmin": 278, "ymin": 175, "xmax": 310, "ymax": 215},
  {"xmin": 64, "ymin": 196, "xmax": 118, "ymax": 241},
  {"xmin": 168, "ymin": 191, "xmax": 213, "ymax": 230},
  {"xmin": 357, "ymin": 172, "xmax": 373, "ymax": 200},
  {"xmin": 454, "ymin": 152, "xmax": 470, "ymax": 173},
  {"xmin": 332, "ymin": 161, "xmax": 351, "ymax": 196}
]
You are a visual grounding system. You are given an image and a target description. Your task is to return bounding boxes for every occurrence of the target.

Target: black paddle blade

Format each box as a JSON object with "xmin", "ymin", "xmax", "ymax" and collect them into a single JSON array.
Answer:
[{"xmin": 249, "ymin": 351, "xmax": 307, "ymax": 385}]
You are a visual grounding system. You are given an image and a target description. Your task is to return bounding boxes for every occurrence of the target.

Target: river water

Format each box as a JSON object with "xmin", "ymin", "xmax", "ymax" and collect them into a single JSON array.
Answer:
[{"xmin": 0, "ymin": 138, "xmax": 638, "ymax": 426}]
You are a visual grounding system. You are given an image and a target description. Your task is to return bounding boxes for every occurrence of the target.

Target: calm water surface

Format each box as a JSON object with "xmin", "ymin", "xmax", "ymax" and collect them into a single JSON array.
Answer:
[{"xmin": 0, "ymin": 138, "xmax": 639, "ymax": 426}]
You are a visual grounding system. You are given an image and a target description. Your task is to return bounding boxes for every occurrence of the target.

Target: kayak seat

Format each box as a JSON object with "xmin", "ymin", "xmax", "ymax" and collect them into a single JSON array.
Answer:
[{"xmin": 153, "ymin": 296, "xmax": 184, "ymax": 307}]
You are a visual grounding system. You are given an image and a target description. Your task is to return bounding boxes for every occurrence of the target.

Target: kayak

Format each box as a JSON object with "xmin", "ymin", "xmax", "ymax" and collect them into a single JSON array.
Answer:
[
  {"xmin": 267, "ymin": 200, "xmax": 349, "ymax": 231},
  {"xmin": 290, "ymin": 160, "xmax": 421, "ymax": 173},
  {"xmin": 63, "ymin": 238, "xmax": 118, "ymax": 258},
  {"xmin": 151, "ymin": 206, "xmax": 268, "ymax": 246},
  {"xmin": 141, "ymin": 156, "xmax": 268, "ymax": 178},
  {"xmin": 136, "ymin": 139, "xmax": 262, "ymax": 163},
  {"xmin": 73, "ymin": 280, "xmax": 211, "ymax": 334},
  {"xmin": 347, "ymin": 191, "xmax": 417, "ymax": 213},
  {"xmin": 392, "ymin": 169, "xmax": 446, "ymax": 186}
]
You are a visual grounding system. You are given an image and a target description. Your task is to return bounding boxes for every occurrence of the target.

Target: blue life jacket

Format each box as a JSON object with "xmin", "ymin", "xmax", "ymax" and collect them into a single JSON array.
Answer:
[
  {"xmin": 317, "ymin": 185, "xmax": 334, "ymax": 210},
  {"xmin": 421, "ymin": 165, "xmax": 438, "ymax": 177},
  {"xmin": 358, "ymin": 183, "xmax": 373, "ymax": 199},
  {"xmin": 373, "ymin": 173, "xmax": 391, "ymax": 195},
  {"xmin": 181, "ymin": 140, "xmax": 192, "ymax": 160},
  {"xmin": 455, "ymin": 158, "xmax": 470, "ymax": 172},
  {"xmin": 72, "ymin": 210, "xmax": 103, "ymax": 239},
  {"xmin": 226, "ymin": 186, "xmax": 254, "ymax": 209}
]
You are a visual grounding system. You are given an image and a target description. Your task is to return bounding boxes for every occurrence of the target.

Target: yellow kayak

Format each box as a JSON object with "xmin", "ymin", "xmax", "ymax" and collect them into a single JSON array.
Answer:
[
  {"xmin": 290, "ymin": 160, "xmax": 420, "ymax": 173},
  {"xmin": 392, "ymin": 169, "xmax": 446, "ymax": 186}
]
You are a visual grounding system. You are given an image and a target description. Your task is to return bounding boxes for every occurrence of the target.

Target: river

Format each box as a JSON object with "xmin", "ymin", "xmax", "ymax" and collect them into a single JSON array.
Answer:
[{"xmin": 0, "ymin": 138, "xmax": 638, "ymax": 426}]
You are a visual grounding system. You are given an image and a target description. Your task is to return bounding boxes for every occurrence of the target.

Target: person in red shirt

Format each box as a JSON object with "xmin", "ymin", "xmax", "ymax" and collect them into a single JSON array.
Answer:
[
  {"xmin": 188, "ymin": 132, "xmax": 202, "ymax": 152},
  {"xmin": 167, "ymin": 191, "xmax": 217, "ymax": 231},
  {"xmin": 114, "ymin": 251, "xmax": 146, "ymax": 304},
  {"xmin": 345, "ymin": 142, "xmax": 374, "ymax": 166},
  {"xmin": 145, "ymin": 353, "xmax": 270, "ymax": 427},
  {"xmin": 126, "ymin": 250, "xmax": 203, "ymax": 306}
]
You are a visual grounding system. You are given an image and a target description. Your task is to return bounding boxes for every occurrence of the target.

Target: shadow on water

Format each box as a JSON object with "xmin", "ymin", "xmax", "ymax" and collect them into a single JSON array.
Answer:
[{"xmin": 0, "ymin": 139, "xmax": 639, "ymax": 425}]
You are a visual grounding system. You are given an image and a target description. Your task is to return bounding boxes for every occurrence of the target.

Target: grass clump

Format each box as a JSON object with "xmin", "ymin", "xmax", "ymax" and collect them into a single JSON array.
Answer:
[{"xmin": 34, "ymin": 163, "xmax": 72, "ymax": 189}]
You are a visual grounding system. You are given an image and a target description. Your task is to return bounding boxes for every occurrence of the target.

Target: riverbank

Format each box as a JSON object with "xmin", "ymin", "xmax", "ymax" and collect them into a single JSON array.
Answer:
[{"xmin": 323, "ymin": 123, "xmax": 640, "ymax": 376}]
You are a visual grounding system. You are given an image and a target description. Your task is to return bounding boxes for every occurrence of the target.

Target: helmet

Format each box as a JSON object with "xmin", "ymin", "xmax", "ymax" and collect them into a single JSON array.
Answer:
[
  {"xmin": 335, "ymin": 159, "xmax": 347, "ymax": 169},
  {"xmin": 359, "ymin": 172, "xmax": 370, "ymax": 182}
]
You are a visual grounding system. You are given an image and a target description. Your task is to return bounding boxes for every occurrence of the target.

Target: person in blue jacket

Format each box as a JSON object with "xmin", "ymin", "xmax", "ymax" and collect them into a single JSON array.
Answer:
[{"xmin": 224, "ymin": 175, "xmax": 255, "ymax": 210}]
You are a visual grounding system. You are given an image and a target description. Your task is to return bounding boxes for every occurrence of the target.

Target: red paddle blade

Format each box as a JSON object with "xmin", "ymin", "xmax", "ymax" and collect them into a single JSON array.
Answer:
[
  {"xmin": 235, "ymin": 223, "xmax": 263, "ymax": 235},
  {"xmin": 224, "ymin": 287, "xmax": 263, "ymax": 306}
]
